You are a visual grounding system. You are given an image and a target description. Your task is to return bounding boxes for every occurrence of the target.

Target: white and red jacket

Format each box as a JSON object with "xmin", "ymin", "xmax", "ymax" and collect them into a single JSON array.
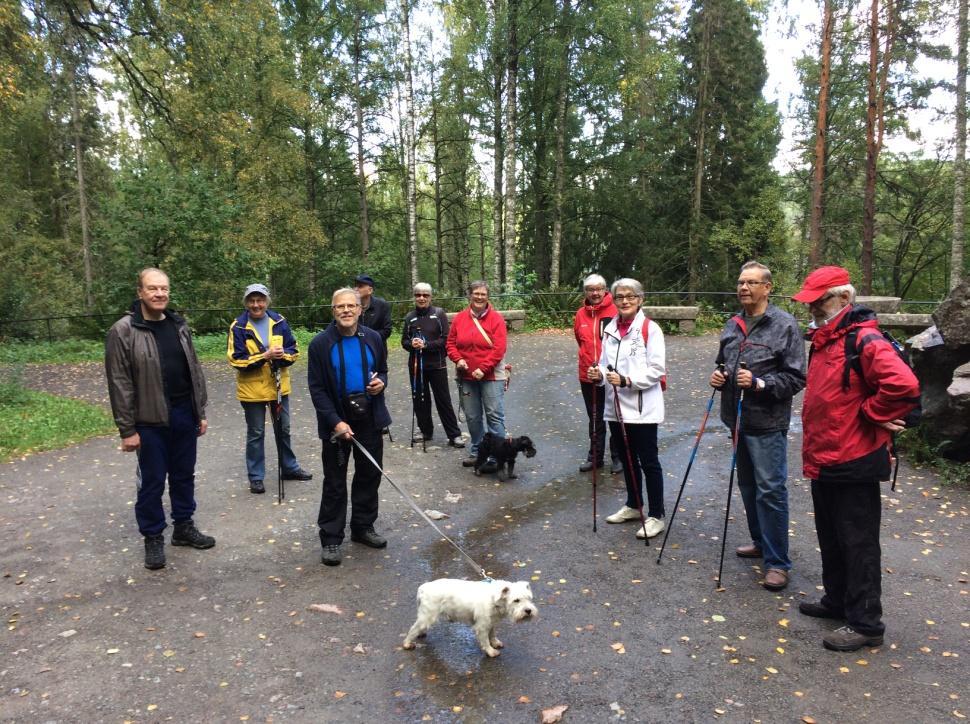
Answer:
[
  {"xmin": 573, "ymin": 292, "xmax": 617, "ymax": 383},
  {"xmin": 595, "ymin": 309, "xmax": 666, "ymax": 424},
  {"xmin": 802, "ymin": 304, "xmax": 920, "ymax": 481},
  {"xmin": 446, "ymin": 304, "xmax": 508, "ymax": 381}
]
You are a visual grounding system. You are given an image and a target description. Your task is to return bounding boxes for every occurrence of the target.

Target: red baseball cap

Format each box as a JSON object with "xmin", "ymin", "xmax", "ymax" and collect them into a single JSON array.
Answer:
[{"xmin": 791, "ymin": 266, "xmax": 852, "ymax": 303}]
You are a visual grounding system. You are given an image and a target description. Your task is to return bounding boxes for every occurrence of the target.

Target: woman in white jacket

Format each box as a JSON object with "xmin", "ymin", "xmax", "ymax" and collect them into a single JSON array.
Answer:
[{"xmin": 587, "ymin": 278, "xmax": 666, "ymax": 539}]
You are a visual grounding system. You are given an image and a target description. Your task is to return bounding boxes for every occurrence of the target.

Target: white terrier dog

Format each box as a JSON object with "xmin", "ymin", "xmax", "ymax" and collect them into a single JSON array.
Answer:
[{"xmin": 402, "ymin": 578, "xmax": 537, "ymax": 657}]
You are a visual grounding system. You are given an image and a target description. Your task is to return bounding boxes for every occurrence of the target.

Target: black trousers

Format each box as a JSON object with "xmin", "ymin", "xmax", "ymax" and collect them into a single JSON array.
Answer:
[
  {"xmin": 609, "ymin": 421, "xmax": 665, "ymax": 519},
  {"xmin": 410, "ymin": 366, "xmax": 462, "ymax": 440},
  {"xmin": 318, "ymin": 422, "xmax": 382, "ymax": 546},
  {"xmin": 580, "ymin": 381, "xmax": 619, "ymax": 463},
  {"xmin": 810, "ymin": 478, "xmax": 885, "ymax": 636}
]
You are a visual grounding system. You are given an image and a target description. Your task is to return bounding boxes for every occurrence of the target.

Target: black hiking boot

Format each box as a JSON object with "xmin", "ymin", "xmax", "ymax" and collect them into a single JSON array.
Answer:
[
  {"xmin": 144, "ymin": 534, "xmax": 166, "ymax": 570},
  {"xmin": 171, "ymin": 520, "xmax": 216, "ymax": 549}
]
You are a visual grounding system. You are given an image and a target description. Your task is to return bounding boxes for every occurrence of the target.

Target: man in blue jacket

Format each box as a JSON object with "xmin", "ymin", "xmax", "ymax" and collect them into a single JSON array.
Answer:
[{"xmin": 308, "ymin": 288, "xmax": 391, "ymax": 566}]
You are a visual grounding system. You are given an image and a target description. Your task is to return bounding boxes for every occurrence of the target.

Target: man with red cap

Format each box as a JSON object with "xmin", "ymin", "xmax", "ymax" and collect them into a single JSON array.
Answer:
[{"xmin": 793, "ymin": 265, "xmax": 920, "ymax": 651}]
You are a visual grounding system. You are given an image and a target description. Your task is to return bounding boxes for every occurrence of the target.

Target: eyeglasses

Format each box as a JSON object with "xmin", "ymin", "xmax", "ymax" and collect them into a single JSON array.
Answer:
[
  {"xmin": 414, "ymin": 293, "xmax": 431, "ymax": 298},
  {"xmin": 584, "ymin": 286, "xmax": 606, "ymax": 293},
  {"xmin": 333, "ymin": 303, "xmax": 359, "ymax": 312},
  {"xmin": 737, "ymin": 280, "xmax": 767, "ymax": 288},
  {"xmin": 614, "ymin": 294, "xmax": 640, "ymax": 302}
]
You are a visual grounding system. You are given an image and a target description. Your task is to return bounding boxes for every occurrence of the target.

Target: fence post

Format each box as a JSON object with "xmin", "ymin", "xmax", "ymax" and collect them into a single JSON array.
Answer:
[{"xmin": 47, "ymin": 318, "xmax": 53, "ymax": 344}]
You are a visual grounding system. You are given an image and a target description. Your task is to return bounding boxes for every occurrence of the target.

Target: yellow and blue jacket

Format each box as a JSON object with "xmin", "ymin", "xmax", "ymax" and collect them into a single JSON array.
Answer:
[{"xmin": 227, "ymin": 309, "xmax": 299, "ymax": 402}]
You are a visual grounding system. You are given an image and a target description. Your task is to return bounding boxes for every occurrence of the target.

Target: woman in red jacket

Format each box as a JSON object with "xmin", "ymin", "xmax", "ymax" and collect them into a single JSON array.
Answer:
[
  {"xmin": 446, "ymin": 281, "xmax": 508, "ymax": 471},
  {"xmin": 573, "ymin": 274, "xmax": 622, "ymax": 474}
]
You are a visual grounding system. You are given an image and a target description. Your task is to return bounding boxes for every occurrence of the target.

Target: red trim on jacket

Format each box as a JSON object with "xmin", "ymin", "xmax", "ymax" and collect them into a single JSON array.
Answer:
[
  {"xmin": 801, "ymin": 305, "xmax": 920, "ymax": 479},
  {"xmin": 446, "ymin": 305, "xmax": 508, "ymax": 380},
  {"xmin": 573, "ymin": 292, "xmax": 617, "ymax": 382}
]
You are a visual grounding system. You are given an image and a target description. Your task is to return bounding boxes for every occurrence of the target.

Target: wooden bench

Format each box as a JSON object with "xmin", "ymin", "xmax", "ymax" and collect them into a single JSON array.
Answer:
[
  {"xmin": 446, "ymin": 309, "xmax": 527, "ymax": 331},
  {"xmin": 642, "ymin": 305, "xmax": 700, "ymax": 333}
]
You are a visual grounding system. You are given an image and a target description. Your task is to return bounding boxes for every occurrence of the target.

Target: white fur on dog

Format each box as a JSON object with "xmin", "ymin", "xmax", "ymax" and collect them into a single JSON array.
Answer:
[{"xmin": 402, "ymin": 578, "xmax": 537, "ymax": 657}]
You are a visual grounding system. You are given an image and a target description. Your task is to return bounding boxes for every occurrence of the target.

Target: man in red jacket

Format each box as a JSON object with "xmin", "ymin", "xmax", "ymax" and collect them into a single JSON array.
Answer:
[
  {"xmin": 446, "ymin": 281, "xmax": 508, "ymax": 471},
  {"xmin": 794, "ymin": 266, "xmax": 920, "ymax": 652},
  {"xmin": 573, "ymin": 274, "xmax": 622, "ymax": 474}
]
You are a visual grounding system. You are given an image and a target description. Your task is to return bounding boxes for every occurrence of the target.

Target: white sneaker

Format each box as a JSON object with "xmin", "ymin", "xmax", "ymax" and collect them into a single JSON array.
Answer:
[
  {"xmin": 636, "ymin": 517, "xmax": 665, "ymax": 539},
  {"xmin": 605, "ymin": 505, "xmax": 642, "ymax": 524}
]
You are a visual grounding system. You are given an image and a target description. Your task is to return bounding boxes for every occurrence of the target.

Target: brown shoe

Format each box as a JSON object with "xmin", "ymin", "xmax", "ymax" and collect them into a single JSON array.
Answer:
[
  {"xmin": 736, "ymin": 543, "xmax": 763, "ymax": 558},
  {"xmin": 763, "ymin": 568, "xmax": 789, "ymax": 591}
]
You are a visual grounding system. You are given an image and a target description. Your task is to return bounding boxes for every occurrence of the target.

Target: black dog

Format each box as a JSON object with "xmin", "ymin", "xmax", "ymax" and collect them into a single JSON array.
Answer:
[{"xmin": 474, "ymin": 433, "xmax": 537, "ymax": 481}]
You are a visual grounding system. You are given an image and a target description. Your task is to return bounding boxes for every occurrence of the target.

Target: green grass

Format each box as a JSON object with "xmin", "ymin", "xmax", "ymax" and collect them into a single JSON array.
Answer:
[
  {"xmin": 0, "ymin": 338, "xmax": 107, "ymax": 364},
  {"xmin": 0, "ymin": 380, "xmax": 115, "ymax": 461}
]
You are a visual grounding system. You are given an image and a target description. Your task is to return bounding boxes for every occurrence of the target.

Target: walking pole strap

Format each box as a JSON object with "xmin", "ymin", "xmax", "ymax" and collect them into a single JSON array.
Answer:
[{"xmin": 342, "ymin": 434, "xmax": 489, "ymax": 580}]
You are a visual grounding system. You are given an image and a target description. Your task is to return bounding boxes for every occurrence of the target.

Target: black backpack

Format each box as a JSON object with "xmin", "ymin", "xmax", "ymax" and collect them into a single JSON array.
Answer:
[{"xmin": 842, "ymin": 327, "xmax": 922, "ymax": 490}]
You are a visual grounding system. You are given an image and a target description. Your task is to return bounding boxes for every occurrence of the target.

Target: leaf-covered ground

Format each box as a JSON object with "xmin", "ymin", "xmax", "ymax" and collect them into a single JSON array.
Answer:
[{"xmin": 1, "ymin": 333, "xmax": 966, "ymax": 722}]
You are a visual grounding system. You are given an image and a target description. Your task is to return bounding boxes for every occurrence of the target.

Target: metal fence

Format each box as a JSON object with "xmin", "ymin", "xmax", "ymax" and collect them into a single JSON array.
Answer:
[{"xmin": 0, "ymin": 291, "xmax": 942, "ymax": 342}]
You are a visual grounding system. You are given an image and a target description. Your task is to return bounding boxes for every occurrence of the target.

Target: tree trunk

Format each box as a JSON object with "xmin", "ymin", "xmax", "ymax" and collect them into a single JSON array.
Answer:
[
  {"xmin": 69, "ymin": 67, "xmax": 94, "ymax": 311},
  {"xmin": 953, "ymin": 0, "xmax": 968, "ymax": 290},
  {"xmin": 353, "ymin": 13, "xmax": 371, "ymax": 261},
  {"xmin": 429, "ymin": 64, "xmax": 444, "ymax": 292},
  {"xmin": 687, "ymin": 8, "xmax": 712, "ymax": 304},
  {"xmin": 809, "ymin": 0, "xmax": 833, "ymax": 268},
  {"xmin": 550, "ymin": 0, "xmax": 574, "ymax": 289},
  {"xmin": 502, "ymin": 0, "xmax": 519, "ymax": 290},
  {"xmin": 862, "ymin": 0, "xmax": 881, "ymax": 295},
  {"xmin": 400, "ymin": 0, "xmax": 419, "ymax": 287},
  {"xmin": 491, "ymin": 0, "xmax": 504, "ymax": 287}
]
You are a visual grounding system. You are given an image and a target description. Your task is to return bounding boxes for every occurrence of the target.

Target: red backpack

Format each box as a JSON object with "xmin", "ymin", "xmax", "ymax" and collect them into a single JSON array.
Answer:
[{"xmin": 641, "ymin": 318, "xmax": 668, "ymax": 392}]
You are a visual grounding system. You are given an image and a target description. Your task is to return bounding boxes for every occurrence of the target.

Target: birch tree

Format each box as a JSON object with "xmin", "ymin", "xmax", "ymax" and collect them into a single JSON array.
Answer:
[{"xmin": 953, "ymin": 0, "xmax": 967, "ymax": 290}]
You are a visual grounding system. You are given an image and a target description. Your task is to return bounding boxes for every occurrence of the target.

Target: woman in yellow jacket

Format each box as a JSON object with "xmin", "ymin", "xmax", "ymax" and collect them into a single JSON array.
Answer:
[{"xmin": 228, "ymin": 284, "xmax": 312, "ymax": 494}]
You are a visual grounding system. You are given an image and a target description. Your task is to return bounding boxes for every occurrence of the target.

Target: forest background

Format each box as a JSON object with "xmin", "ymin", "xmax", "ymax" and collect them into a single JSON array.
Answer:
[{"xmin": 0, "ymin": 0, "xmax": 966, "ymax": 337}]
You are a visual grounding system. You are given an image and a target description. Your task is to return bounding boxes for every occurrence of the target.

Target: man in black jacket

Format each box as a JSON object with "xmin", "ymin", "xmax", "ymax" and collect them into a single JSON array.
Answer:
[
  {"xmin": 308, "ymin": 287, "xmax": 391, "ymax": 567},
  {"xmin": 402, "ymin": 283, "xmax": 465, "ymax": 447},
  {"xmin": 355, "ymin": 274, "xmax": 392, "ymax": 354},
  {"xmin": 710, "ymin": 261, "xmax": 806, "ymax": 592}
]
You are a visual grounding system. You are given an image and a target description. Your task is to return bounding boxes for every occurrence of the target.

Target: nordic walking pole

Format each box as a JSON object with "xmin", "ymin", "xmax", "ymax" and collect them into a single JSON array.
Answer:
[
  {"xmin": 410, "ymin": 351, "xmax": 417, "ymax": 449},
  {"xmin": 419, "ymin": 349, "xmax": 426, "ymax": 453},
  {"xmin": 591, "ymin": 382, "xmax": 599, "ymax": 533},
  {"xmin": 716, "ymin": 362, "xmax": 747, "ymax": 588},
  {"xmin": 657, "ymin": 363, "xmax": 725, "ymax": 564},
  {"xmin": 272, "ymin": 365, "xmax": 285, "ymax": 505},
  {"xmin": 590, "ymin": 313, "xmax": 602, "ymax": 533},
  {"xmin": 608, "ymin": 364, "xmax": 649, "ymax": 548}
]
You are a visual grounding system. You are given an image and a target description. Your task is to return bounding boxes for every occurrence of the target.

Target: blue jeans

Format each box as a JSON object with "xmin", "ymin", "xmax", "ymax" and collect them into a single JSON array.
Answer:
[
  {"xmin": 242, "ymin": 397, "xmax": 300, "ymax": 482},
  {"xmin": 459, "ymin": 379, "xmax": 506, "ymax": 455},
  {"xmin": 135, "ymin": 399, "xmax": 198, "ymax": 535},
  {"xmin": 735, "ymin": 430, "xmax": 791, "ymax": 570}
]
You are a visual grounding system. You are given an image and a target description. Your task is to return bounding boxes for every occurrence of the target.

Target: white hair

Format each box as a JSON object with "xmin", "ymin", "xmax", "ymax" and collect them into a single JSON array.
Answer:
[
  {"xmin": 611, "ymin": 278, "xmax": 644, "ymax": 297},
  {"xmin": 583, "ymin": 274, "xmax": 607, "ymax": 290},
  {"xmin": 827, "ymin": 283, "xmax": 856, "ymax": 302},
  {"xmin": 331, "ymin": 287, "xmax": 361, "ymax": 305},
  {"xmin": 413, "ymin": 282, "xmax": 433, "ymax": 295}
]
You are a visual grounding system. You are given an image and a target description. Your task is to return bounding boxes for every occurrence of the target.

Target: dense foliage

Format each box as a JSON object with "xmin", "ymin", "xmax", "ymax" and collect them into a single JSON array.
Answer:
[{"xmin": 0, "ymin": 0, "xmax": 963, "ymax": 331}]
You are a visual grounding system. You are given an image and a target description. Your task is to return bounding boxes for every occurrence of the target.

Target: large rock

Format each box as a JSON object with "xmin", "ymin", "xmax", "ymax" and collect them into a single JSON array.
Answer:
[
  {"xmin": 910, "ymin": 280, "xmax": 970, "ymax": 462},
  {"xmin": 932, "ymin": 280, "xmax": 970, "ymax": 348}
]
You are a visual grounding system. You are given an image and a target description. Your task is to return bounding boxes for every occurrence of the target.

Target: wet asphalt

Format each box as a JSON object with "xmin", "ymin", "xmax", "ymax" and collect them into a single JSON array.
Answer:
[{"xmin": 1, "ymin": 331, "xmax": 967, "ymax": 723}]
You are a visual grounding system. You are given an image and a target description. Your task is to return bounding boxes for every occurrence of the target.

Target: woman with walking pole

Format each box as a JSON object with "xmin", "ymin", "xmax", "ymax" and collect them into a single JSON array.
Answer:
[{"xmin": 587, "ymin": 278, "xmax": 667, "ymax": 541}]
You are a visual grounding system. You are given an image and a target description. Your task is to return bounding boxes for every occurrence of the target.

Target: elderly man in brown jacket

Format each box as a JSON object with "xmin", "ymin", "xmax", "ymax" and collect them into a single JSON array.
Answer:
[{"xmin": 105, "ymin": 268, "xmax": 215, "ymax": 571}]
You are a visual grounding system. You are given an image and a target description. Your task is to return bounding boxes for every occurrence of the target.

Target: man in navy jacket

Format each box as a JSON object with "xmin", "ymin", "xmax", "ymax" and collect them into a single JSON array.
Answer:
[{"xmin": 308, "ymin": 288, "xmax": 391, "ymax": 567}]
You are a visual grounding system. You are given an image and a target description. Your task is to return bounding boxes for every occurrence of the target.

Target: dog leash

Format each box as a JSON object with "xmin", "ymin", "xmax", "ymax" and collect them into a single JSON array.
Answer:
[{"xmin": 336, "ymin": 433, "xmax": 490, "ymax": 581}]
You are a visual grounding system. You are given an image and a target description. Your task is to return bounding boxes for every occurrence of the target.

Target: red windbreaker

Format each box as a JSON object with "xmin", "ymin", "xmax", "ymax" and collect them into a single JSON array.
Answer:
[
  {"xmin": 573, "ymin": 292, "xmax": 617, "ymax": 383},
  {"xmin": 446, "ymin": 305, "xmax": 508, "ymax": 381},
  {"xmin": 802, "ymin": 305, "xmax": 920, "ymax": 480}
]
